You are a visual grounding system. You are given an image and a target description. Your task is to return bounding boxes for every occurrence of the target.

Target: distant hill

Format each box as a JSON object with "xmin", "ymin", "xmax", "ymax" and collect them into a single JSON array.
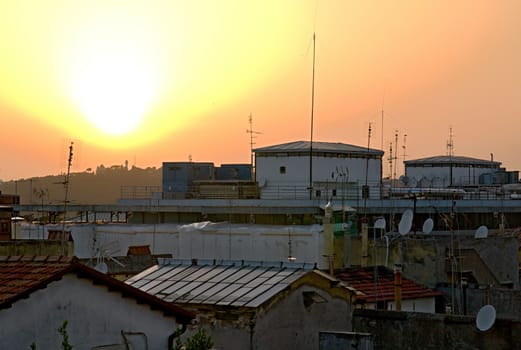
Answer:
[{"xmin": 0, "ymin": 165, "xmax": 162, "ymax": 205}]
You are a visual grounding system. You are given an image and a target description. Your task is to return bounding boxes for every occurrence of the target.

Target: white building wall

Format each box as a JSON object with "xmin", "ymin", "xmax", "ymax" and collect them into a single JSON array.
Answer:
[
  {"xmin": 256, "ymin": 155, "xmax": 381, "ymax": 198},
  {"xmin": 406, "ymin": 166, "xmax": 492, "ymax": 187},
  {"xmin": 387, "ymin": 297, "xmax": 436, "ymax": 313},
  {"xmin": 364, "ymin": 297, "xmax": 436, "ymax": 313},
  {"xmin": 20, "ymin": 222, "xmax": 331, "ymax": 269},
  {"xmin": 0, "ymin": 275, "xmax": 181, "ymax": 349}
]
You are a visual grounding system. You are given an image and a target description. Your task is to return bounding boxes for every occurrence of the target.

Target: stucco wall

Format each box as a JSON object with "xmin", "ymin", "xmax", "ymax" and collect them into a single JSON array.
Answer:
[
  {"xmin": 21, "ymin": 223, "xmax": 335, "ymax": 269},
  {"xmin": 183, "ymin": 284, "xmax": 353, "ymax": 350},
  {"xmin": 0, "ymin": 274, "xmax": 181, "ymax": 349},
  {"xmin": 348, "ymin": 234, "xmax": 519, "ymax": 290},
  {"xmin": 253, "ymin": 284, "xmax": 352, "ymax": 350}
]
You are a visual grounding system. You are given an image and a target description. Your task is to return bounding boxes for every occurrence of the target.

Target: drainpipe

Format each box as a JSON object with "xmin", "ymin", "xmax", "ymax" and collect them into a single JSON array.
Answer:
[
  {"xmin": 168, "ymin": 323, "xmax": 187, "ymax": 350},
  {"xmin": 394, "ymin": 263, "xmax": 402, "ymax": 311}
]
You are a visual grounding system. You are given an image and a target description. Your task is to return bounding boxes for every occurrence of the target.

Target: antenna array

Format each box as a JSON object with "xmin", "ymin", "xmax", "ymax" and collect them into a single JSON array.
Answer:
[
  {"xmin": 447, "ymin": 127, "xmax": 454, "ymax": 156},
  {"xmin": 246, "ymin": 113, "xmax": 262, "ymax": 179}
]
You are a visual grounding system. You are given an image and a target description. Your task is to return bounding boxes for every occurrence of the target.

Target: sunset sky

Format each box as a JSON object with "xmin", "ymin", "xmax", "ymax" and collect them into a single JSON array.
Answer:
[{"xmin": 0, "ymin": 1, "xmax": 520, "ymax": 181}]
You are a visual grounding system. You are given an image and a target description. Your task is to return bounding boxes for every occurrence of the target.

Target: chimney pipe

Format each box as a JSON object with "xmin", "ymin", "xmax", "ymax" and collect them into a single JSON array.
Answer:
[{"xmin": 394, "ymin": 263, "xmax": 402, "ymax": 311}]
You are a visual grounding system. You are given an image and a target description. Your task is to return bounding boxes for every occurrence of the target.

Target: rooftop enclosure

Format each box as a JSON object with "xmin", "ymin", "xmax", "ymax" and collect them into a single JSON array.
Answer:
[
  {"xmin": 254, "ymin": 141, "xmax": 384, "ymax": 200},
  {"xmin": 404, "ymin": 155, "xmax": 518, "ymax": 187},
  {"xmin": 162, "ymin": 162, "xmax": 253, "ymax": 199}
]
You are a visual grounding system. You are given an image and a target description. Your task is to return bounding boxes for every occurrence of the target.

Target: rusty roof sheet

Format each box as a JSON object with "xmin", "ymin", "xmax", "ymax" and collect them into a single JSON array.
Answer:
[
  {"xmin": 0, "ymin": 256, "xmax": 194, "ymax": 322},
  {"xmin": 336, "ymin": 266, "xmax": 444, "ymax": 304}
]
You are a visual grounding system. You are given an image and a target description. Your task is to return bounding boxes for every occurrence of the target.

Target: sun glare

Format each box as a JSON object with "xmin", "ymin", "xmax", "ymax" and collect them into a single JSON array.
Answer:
[{"xmin": 65, "ymin": 13, "xmax": 162, "ymax": 137}]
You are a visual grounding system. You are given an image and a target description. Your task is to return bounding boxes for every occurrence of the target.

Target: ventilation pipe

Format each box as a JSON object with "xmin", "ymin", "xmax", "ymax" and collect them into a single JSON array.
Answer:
[{"xmin": 394, "ymin": 263, "xmax": 403, "ymax": 311}]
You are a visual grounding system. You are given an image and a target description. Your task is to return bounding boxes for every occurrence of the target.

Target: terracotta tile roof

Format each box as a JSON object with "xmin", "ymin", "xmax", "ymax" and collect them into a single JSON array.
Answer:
[
  {"xmin": 127, "ymin": 245, "xmax": 151, "ymax": 256},
  {"xmin": 336, "ymin": 266, "xmax": 444, "ymax": 304},
  {"xmin": 0, "ymin": 256, "xmax": 194, "ymax": 323}
]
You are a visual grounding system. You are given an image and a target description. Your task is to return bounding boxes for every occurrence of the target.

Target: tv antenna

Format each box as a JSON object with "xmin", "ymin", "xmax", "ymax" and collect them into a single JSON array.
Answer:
[
  {"xmin": 393, "ymin": 130, "xmax": 399, "ymax": 180},
  {"xmin": 61, "ymin": 142, "xmax": 73, "ymax": 255},
  {"xmin": 446, "ymin": 127, "xmax": 454, "ymax": 156},
  {"xmin": 402, "ymin": 133, "xmax": 408, "ymax": 163},
  {"xmin": 246, "ymin": 113, "xmax": 262, "ymax": 179},
  {"xmin": 388, "ymin": 141, "xmax": 394, "ymax": 179}
]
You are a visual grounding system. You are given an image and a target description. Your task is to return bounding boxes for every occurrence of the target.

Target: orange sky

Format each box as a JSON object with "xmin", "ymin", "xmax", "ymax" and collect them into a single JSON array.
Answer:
[{"xmin": 0, "ymin": 1, "xmax": 520, "ymax": 181}]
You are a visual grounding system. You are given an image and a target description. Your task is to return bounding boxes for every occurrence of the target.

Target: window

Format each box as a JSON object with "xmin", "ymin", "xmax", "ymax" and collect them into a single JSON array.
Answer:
[{"xmin": 280, "ymin": 166, "xmax": 286, "ymax": 174}]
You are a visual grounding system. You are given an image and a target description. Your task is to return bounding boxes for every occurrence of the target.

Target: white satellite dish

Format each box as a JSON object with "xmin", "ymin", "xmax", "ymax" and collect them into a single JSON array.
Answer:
[
  {"xmin": 476, "ymin": 304, "xmax": 496, "ymax": 331},
  {"xmin": 398, "ymin": 209, "xmax": 413, "ymax": 235},
  {"xmin": 474, "ymin": 225, "xmax": 489, "ymax": 239},
  {"xmin": 94, "ymin": 262, "xmax": 108, "ymax": 274},
  {"xmin": 422, "ymin": 218, "xmax": 434, "ymax": 234},
  {"xmin": 409, "ymin": 177, "xmax": 418, "ymax": 188},
  {"xmin": 374, "ymin": 218, "xmax": 386, "ymax": 230}
]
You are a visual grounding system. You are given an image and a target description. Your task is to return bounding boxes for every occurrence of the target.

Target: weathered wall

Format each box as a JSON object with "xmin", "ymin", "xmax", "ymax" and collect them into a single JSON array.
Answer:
[
  {"xmin": 254, "ymin": 284, "xmax": 352, "ymax": 350},
  {"xmin": 353, "ymin": 308, "xmax": 521, "ymax": 350},
  {"xmin": 348, "ymin": 234, "xmax": 519, "ymax": 289},
  {"xmin": 0, "ymin": 240, "xmax": 74, "ymax": 256},
  {"xmin": 0, "ymin": 275, "xmax": 181, "ymax": 350},
  {"xmin": 440, "ymin": 286, "xmax": 521, "ymax": 321},
  {"xmin": 185, "ymin": 284, "xmax": 353, "ymax": 350}
]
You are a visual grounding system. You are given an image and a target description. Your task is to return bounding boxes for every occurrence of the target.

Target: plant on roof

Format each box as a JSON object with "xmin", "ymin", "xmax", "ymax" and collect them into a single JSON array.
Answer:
[
  {"xmin": 57, "ymin": 320, "xmax": 73, "ymax": 350},
  {"xmin": 171, "ymin": 328, "xmax": 214, "ymax": 350}
]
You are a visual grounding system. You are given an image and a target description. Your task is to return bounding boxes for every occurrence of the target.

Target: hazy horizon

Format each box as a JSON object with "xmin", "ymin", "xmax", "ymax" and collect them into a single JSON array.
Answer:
[{"xmin": 1, "ymin": 1, "xmax": 520, "ymax": 181}]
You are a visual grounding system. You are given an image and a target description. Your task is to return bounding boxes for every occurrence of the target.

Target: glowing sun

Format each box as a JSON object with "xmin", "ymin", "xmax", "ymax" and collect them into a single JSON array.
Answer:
[{"xmin": 66, "ymin": 24, "xmax": 161, "ymax": 137}]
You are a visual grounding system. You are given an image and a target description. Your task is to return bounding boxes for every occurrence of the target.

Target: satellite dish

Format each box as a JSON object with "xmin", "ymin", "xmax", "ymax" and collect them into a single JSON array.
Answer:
[
  {"xmin": 94, "ymin": 262, "xmax": 108, "ymax": 274},
  {"xmin": 398, "ymin": 209, "xmax": 413, "ymax": 235},
  {"xmin": 474, "ymin": 225, "xmax": 489, "ymax": 239},
  {"xmin": 476, "ymin": 304, "xmax": 496, "ymax": 331},
  {"xmin": 399, "ymin": 175, "xmax": 409, "ymax": 185},
  {"xmin": 374, "ymin": 218, "xmax": 386, "ymax": 230},
  {"xmin": 409, "ymin": 177, "xmax": 418, "ymax": 188},
  {"xmin": 422, "ymin": 218, "xmax": 434, "ymax": 234}
]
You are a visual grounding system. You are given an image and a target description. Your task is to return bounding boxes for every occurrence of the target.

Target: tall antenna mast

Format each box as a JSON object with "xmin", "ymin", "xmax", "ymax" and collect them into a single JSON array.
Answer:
[
  {"xmin": 309, "ymin": 32, "xmax": 316, "ymax": 200},
  {"xmin": 381, "ymin": 108, "xmax": 384, "ymax": 151},
  {"xmin": 402, "ymin": 133, "xmax": 408, "ymax": 175},
  {"xmin": 388, "ymin": 142, "xmax": 394, "ymax": 179},
  {"xmin": 246, "ymin": 113, "xmax": 262, "ymax": 180},
  {"xmin": 363, "ymin": 123, "xmax": 372, "ymax": 219},
  {"xmin": 393, "ymin": 130, "xmax": 399, "ymax": 180},
  {"xmin": 61, "ymin": 142, "xmax": 73, "ymax": 255}
]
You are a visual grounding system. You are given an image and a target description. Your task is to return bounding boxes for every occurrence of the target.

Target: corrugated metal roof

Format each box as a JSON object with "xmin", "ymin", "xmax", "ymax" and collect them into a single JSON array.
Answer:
[
  {"xmin": 126, "ymin": 259, "xmax": 318, "ymax": 308},
  {"xmin": 404, "ymin": 155, "xmax": 501, "ymax": 166},
  {"xmin": 336, "ymin": 266, "xmax": 444, "ymax": 304},
  {"xmin": 253, "ymin": 141, "xmax": 383, "ymax": 156}
]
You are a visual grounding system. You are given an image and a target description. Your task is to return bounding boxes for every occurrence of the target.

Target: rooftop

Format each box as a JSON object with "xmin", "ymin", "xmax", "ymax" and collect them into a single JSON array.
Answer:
[
  {"xmin": 336, "ymin": 266, "xmax": 444, "ymax": 304},
  {"xmin": 126, "ymin": 259, "xmax": 324, "ymax": 308},
  {"xmin": 254, "ymin": 140, "xmax": 384, "ymax": 156},
  {"xmin": 0, "ymin": 256, "xmax": 194, "ymax": 322},
  {"xmin": 404, "ymin": 155, "xmax": 501, "ymax": 166}
]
